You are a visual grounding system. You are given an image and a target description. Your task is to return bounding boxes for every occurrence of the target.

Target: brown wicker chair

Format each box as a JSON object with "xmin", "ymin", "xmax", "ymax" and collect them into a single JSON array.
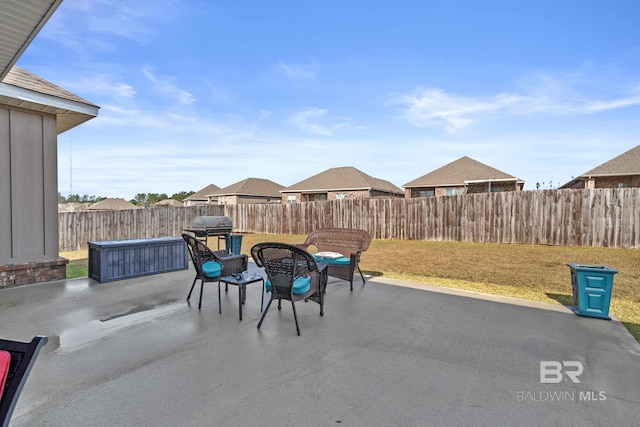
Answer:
[
  {"xmin": 182, "ymin": 233, "xmax": 248, "ymax": 310},
  {"xmin": 1, "ymin": 336, "xmax": 48, "ymax": 427},
  {"xmin": 297, "ymin": 228, "xmax": 371, "ymax": 291},
  {"xmin": 251, "ymin": 242, "xmax": 325, "ymax": 335}
]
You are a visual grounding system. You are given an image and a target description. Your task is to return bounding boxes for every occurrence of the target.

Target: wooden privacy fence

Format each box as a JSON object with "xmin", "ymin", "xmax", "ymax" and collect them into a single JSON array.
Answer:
[
  {"xmin": 59, "ymin": 205, "xmax": 224, "ymax": 251},
  {"xmin": 59, "ymin": 188, "xmax": 640, "ymax": 251}
]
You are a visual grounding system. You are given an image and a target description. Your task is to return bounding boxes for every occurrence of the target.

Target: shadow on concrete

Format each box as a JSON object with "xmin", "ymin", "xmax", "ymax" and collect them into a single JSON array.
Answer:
[
  {"xmin": 545, "ymin": 292, "xmax": 574, "ymax": 307},
  {"xmin": 361, "ymin": 269, "xmax": 383, "ymax": 277}
]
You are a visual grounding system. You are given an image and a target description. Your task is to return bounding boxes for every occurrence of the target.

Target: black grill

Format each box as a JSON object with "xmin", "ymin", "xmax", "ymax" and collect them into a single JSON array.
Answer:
[
  {"xmin": 188, "ymin": 216, "xmax": 232, "ymax": 235},
  {"xmin": 185, "ymin": 216, "xmax": 233, "ymax": 248}
]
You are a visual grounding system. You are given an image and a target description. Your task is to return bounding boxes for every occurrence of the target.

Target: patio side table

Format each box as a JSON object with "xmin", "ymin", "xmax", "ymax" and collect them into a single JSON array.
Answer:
[{"xmin": 219, "ymin": 274, "xmax": 265, "ymax": 321}]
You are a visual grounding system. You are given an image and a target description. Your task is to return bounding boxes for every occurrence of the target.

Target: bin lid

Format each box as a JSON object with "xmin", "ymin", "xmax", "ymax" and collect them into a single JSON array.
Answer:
[{"xmin": 567, "ymin": 263, "xmax": 618, "ymax": 274}]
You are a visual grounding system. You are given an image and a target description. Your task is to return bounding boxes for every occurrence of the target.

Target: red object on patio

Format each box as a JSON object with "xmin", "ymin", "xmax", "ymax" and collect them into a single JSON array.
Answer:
[
  {"xmin": 0, "ymin": 351, "xmax": 9, "ymax": 400},
  {"xmin": 0, "ymin": 336, "xmax": 48, "ymax": 427}
]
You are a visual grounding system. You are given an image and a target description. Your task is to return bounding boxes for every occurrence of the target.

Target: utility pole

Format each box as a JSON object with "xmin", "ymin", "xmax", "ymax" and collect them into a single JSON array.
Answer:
[{"xmin": 69, "ymin": 138, "xmax": 73, "ymax": 196}]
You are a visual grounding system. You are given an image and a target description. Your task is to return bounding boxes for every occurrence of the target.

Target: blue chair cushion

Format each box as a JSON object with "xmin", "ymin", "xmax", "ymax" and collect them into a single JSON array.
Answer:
[
  {"xmin": 202, "ymin": 260, "xmax": 222, "ymax": 278},
  {"xmin": 312, "ymin": 255, "xmax": 351, "ymax": 265},
  {"xmin": 265, "ymin": 276, "xmax": 311, "ymax": 294}
]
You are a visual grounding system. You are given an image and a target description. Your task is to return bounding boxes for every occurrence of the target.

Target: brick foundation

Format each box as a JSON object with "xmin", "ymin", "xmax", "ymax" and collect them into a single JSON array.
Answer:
[{"xmin": 0, "ymin": 258, "xmax": 68, "ymax": 289}]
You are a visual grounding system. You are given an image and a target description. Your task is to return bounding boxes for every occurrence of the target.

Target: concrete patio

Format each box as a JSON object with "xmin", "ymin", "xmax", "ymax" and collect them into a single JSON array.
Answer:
[{"xmin": 1, "ymin": 262, "xmax": 639, "ymax": 426}]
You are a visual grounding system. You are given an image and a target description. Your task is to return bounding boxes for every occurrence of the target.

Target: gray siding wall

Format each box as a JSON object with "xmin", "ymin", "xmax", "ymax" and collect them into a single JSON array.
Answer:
[{"xmin": 0, "ymin": 105, "xmax": 59, "ymax": 264}]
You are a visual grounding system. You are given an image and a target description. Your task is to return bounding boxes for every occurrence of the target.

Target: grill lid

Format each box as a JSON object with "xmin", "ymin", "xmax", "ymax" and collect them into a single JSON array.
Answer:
[{"xmin": 190, "ymin": 216, "xmax": 232, "ymax": 234}]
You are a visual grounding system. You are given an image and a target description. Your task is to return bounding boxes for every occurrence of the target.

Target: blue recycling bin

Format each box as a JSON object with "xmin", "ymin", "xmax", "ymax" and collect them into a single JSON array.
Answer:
[
  {"xmin": 225, "ymin": 233, "xmax": 243, "ymax": 255},
  {"xmin": 567, "ymin": 264, "xmax": 618, "ymax": 320}
]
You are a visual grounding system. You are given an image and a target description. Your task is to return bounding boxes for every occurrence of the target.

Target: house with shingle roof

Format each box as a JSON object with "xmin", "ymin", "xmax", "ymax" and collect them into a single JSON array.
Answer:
[
  {"xmin": 1, "ymin": 0, "xmax": 99, "ymax": 287},
  {"xmin": 280, "ymin": 166, "xmax": 404, "ymax": 203},
  {"xmin": 403, "ymin": 156, "xmax": 524, "ymax": 198},
  {"xmin": 560, "ymin": 145, "xmax": 640, "ymax": 189},
  {"xmin": 183, "ymin": 184, "xmax": 221, "ymax": 206},
  {"xmin": 87, "ymin": 198, "xmax": 140, "ymax": 211},
  {"xmin": 209, "ymin": 178, "xmax": 284, "ymax": 205},
  {"xmin": 154, "ymin": 198, "xmax": 183, "ymax": 207},
  {"xmin": 58, "ymin": 202, "xmax": 91, "ymax": 213}
]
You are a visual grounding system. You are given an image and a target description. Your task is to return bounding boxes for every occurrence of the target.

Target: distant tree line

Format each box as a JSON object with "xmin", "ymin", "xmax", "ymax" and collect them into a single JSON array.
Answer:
[
  {"xmin": 58, "ymin": 193, "xmax": 106, "ymax": 204},
  {"xmin": 57, "ymin": 191, "xmax": 196, "ymax": 206},
  {"xmin": 130, "ymin": 191, "xmax": 195, "ymax": 206}
]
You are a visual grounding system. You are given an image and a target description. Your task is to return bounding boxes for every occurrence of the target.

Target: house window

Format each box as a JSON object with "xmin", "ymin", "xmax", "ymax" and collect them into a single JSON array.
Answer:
[
  {"xmin": 314, "ymin": 194, "xmax": 327, "ymax": 201},
  {"xmin": 490, "ymin": 187, "xmax": 506, "ymax": 193},
  {"xmin": 219, "ymin": 196, "xmax": 227, "ymax": 205},
  {"xmin": 419, "ymin": 190, "xmax": 434, "ymax": 197},
  {"xmin": 618, "ymin": 183, "xmax": 628, "ymax": 188},
  {"xmin": 287, "ymin": 195, "xmax": 296, "ymax": 204},
  {"xmin": 335, "ymin": 193, "xmax": 347, "ymax": 200},
  {"xmin": 445, "ymin": 188, "xmax": 462, "ymax": 196}
]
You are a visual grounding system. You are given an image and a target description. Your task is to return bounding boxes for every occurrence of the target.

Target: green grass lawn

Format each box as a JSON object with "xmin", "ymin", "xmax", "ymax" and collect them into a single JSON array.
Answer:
[
  {"xmin": 62, "ymin": 234, "xmax": 640, "ymax": 342},
  {"xmin": 66, "ymin": 259, "xmax": 89, "ymax": 279}
]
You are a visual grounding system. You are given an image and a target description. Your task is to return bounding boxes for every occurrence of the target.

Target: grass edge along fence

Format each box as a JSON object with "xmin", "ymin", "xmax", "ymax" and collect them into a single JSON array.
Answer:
[{"xmin": 59, "ymin": 188, "xmax": 640, "ymax": 252}]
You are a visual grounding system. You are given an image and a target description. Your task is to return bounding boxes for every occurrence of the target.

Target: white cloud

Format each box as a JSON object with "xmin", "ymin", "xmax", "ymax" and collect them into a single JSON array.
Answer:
[
  {"xmin": 58, "ymin": 75, "xmax": 136, "ymax": 99},
  {"xmin": 142, "ymin": 69, "xmax": 195, "ymax": 105},
  {"xmin": 390, "ymin": 78, "xmax": 640, "ymax": 132},
  {"xmin": 91, "ymin": 104, "xmax": 251, "ymax": 139},
  {"xmin": 289, "ymin": 108, "xmax": 351, "ymax": 136},
  {"xmin": 275, "ymin": 60, "xmax": 317, "ymax": 80},
  {"xmin": 201, "ymin": 79, "xmax": 230, "ymax": 103},
  {"xmin": 36, "ymin": 0, "xmax": 189, "ymax": 62},
  {"xmin": 572, "ymin": 95, "xmax": 640, "ymax": 113},
  {"xmin": 259, "ymin": 110, "xmax": 272, "ymax": 120},
  {"xmin": 389, "ymin": 88, "xmax": 521, "ymax": 132},
  {"xmin": 515, "ymin": 72, "xmax": 640, "ymax": 115}
]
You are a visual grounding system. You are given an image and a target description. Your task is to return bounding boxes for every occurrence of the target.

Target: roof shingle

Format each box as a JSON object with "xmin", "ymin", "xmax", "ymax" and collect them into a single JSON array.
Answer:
[
  {"xmin": 185, "ymin": 184, "xmax": 221, "ymax": 201},
  {"xmin": 3, "ymin": 66, "xmax": 97, "ymax": 107},
  {"xmin": 403, "ymin": 156, "xmax": 521, "ymax": 187},
  {"xmin": 580, "ymin": 144, "xmax": 640, "ymax": 177},
  {"xmin": 282, "ymin": 166, "xmax": 403, "ymax": 194},
  {"xmin": 210, "ymin": 178, "xmax": 284, "ymax": 197},
  {"xmin": 87, "ymin": 198, "xmax": 139, "ymax": 210}
]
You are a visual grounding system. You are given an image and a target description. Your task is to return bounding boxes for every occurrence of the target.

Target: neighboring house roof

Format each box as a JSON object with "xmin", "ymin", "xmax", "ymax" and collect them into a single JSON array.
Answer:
[
  {"xmin": 1, "ymin": 66, "xmax": 99, "ymax": 134},
  {"xmin": 155, "ymin": 199, "xmax": 183, "ymax": 207},
  {"xmin": 404, "ymin": 156, "xmax": 523, "ymax": 188},
  {"xmin": 87, "ymin": 198, "xmax": 139, "ymax": 210},
  {"xmin": 560, "ymin": 144, "xmax": 640, "ymax": 188},
  {"xmin": 0, "ymin": 0, "xmax": 63, "ymax": 80},
  {"xmin": 579, "ymin": 144, "xmax": 640, "ymax": 177},
  {"xmin": 210, "ymin": 178, "xmax": 284, "ymax": 197},
  {"xmin": 184, "ymin": 184, "xmax": 221, "ymax": 201},
  {"xmin": 58, "ymin": 202, "xmax": 91, "ymax": 213},
  {"xmin": 282, "ymin": 166, "xmax": 404, "ymax": 195}
]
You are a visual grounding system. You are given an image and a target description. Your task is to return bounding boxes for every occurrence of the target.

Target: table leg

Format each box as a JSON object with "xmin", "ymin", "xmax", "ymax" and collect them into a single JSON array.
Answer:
[{"xmin": 238, "ymin": 284, "xmax": 243, "ymax": 320}]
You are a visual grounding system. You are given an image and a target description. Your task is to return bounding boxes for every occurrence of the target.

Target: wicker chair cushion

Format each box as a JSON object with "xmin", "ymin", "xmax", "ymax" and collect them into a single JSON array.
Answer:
[
  {"xmin": 312, "ymin": 255, "xmax": 351, "ymax": 265},
  {"xmin": 315, "ymin": 251, "xmax": 344, "ymax": 259},
  {"xmin": 202, "ymin": 261, "xmax": 222, "ymax": 278},
  {"xmin": 265, "ymin": 276, "xmax": 311, "ymax": 294},
  {"xmin": 0, "ymin": 350, "xmax": 10, "ymax": 399}
]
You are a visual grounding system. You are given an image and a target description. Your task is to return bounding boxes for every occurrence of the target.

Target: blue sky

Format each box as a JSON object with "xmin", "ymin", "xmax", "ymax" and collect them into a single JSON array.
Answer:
[{"xmin": 18, "ymin": 0, "xmax": 640, "ymax": 200}]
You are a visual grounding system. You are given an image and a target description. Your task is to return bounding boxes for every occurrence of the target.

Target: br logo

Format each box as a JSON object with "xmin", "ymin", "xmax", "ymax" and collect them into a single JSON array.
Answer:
[{"xmin": 540, "ymin": 361, "xmax": 584, "ymax": 384}]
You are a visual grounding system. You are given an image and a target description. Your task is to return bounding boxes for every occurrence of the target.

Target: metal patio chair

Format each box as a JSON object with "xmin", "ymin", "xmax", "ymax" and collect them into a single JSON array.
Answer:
[
  {"xmin": 182, "ymin": 233, "xmax": 248, "ymax": 310},
  {"xmin": 251, "ymin": 242, "xmax": 325, "ymax": 336}
]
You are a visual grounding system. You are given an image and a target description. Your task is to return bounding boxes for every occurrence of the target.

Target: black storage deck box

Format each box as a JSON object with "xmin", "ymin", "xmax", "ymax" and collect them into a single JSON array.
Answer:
[{"xmin": 88, "ymin": 237, "xmax": 188, "ymax": 283}]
